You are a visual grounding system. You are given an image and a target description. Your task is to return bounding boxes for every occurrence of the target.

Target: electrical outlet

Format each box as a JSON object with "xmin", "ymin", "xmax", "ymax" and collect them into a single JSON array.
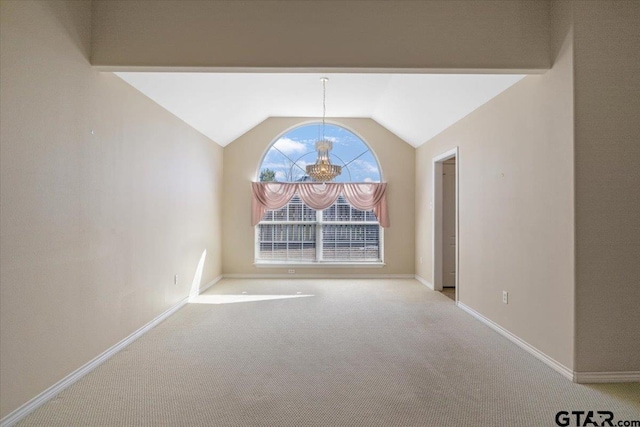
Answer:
[
  {"xmin": 419, "ymin": 257, "xmax": 423, "ymax": 264},
  {"xmin": 502, "ymin": 291, "xmax": 508, "ymax": 304},
  {"xmin": 174, "ymin": 274, "xmax": 179, "ymax": 285},
  {"xmin": 288, "ymin": 269, "xmax": 295, "ymax": 274}
]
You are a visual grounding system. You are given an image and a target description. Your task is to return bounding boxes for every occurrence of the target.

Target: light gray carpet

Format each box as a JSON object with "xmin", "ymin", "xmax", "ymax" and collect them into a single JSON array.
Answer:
[
  {"xmin": 18, "ymin": 279, "xmax": 640, "ymax": 426},
  {"xmin": 441, "ymin": 287, "xmax": 455, "ymax": 301}
]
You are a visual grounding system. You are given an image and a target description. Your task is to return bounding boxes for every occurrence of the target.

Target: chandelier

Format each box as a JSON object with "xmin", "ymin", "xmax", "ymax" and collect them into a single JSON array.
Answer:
[{"xmin": 306, "ymin": 77, "xmax": 342, "ymax": 182}]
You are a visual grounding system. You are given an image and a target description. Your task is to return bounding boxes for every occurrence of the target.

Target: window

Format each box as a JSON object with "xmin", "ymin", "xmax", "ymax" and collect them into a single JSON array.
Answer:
[
  {"xmin": 255, "ymin": 124, "xmax": 383, "ymax": 265},
  {"xmin": 320, "ymin": 198, "xmax": 381, "ymax": 262},
  {"xmin": 257, "ymin": 195, "xmax": 381, "ymax": 263},
  {"xmin": 257, "ymin": 196, "xmax": 317, "ymax": 261}
]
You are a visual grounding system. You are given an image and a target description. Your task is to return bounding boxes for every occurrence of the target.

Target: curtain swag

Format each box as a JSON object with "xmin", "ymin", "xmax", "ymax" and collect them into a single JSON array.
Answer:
[{"xmin": 252, "ymin": 182, "xmax": 389, "ymax": 228}]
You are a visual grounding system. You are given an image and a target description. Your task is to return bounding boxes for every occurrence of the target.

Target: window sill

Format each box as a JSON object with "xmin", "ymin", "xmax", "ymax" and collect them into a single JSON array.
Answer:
[{"xmin": 254, "ymin": 261, "xmax": 385, "ymax": 268}]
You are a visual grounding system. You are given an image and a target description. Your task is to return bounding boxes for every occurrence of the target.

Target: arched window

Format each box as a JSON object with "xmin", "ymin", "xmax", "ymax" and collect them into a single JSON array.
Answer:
[
  {"xmin": 258, "ymin": 123, "xmax": 381, "ymax": 183},
  {"xmin": 255, "ymin": 124, "xmax": 384, "ymax": 265}
]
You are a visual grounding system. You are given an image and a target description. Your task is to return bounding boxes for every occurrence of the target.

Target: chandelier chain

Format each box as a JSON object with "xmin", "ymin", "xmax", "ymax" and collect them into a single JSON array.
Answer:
[
  {"xmin": 322, "ymin": 77, "xmax": 326, "ymax": 140},
  {"xmin": 306, "ymin": 76, "xmax": 341, "ymax": 182}
]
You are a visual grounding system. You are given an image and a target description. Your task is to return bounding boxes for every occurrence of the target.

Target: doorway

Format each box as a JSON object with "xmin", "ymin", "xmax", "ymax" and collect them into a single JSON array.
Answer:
[{"xmin": 432, "ymin": 148, "xmax": 458, "ymax": 302}]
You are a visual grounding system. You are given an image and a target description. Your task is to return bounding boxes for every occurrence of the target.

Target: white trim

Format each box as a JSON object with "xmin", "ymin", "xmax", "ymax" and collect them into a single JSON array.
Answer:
[
  {"xmin": 414, "ymin": 274, "xmax": 435, "ymax": 290},
  {"xmin": 432, "ymin": 147, "xmax": 459, "ymax": 165},
  {"xmin": 432, "ymin": 147, "xmax": 458, "ymax": 295},
  {"xmin": 316, "ymin": 209, "xmax": 324, "ymax": 262},
  {"xmin": 573, "ymin": 371, "xmax": 640, "ymax": 384},
  {"xmin": 199, "ymin": 275, "xmax": 223, "ymax": 294},
  {"xmin": 255, "ymin": 262, "xmax": 385, "ymax": 268},
  {"xmin": 432, "ymin": 159, "xmax": 443, "ymax": 290},
  {"xmin": 379, "ymin": 224, "xmax": 385, "ymax": 263},
  {"xmin": 258, "ymin": 220, "xmax": 382, "ymax": 226},
  {"xmin": 256, "ymin": 214, "xmax": 385, "ymax": 265},
  {"xmin": 0, "ymin": 276, "xmax": 222, "ymax": 427},
  {"xmin": 457, "ymin": 302, "xmax": 574, "ymax": 381},
  {"xmin": 223, "ymin": 273, "xmax": 414, "ymax": 280},
  {"xmin": 0, "ymin": 300, "xmax": 185, "ymax": 426}
]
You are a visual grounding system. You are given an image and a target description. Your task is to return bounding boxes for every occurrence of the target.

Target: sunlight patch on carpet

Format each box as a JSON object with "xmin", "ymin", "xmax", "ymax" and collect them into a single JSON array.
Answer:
[{"xmin": 188, "ymin": 294, "xmax": 314, "ymax": 304}]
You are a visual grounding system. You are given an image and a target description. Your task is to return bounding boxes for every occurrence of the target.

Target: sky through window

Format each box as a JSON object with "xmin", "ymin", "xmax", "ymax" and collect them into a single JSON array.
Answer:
[{"xmin": 259, "ymin": 124, "xmax": 381, "ymax": 183}]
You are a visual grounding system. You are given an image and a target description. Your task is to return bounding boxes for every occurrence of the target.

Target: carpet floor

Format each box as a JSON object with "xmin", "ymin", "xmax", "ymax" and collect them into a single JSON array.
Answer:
[
  {"xmin": 18, "ymin": 279, "xmax": 640, "ymax": 426},
  {"xmin": 441, "ymin": 287, "xmax": 455, "ymax": 301}
]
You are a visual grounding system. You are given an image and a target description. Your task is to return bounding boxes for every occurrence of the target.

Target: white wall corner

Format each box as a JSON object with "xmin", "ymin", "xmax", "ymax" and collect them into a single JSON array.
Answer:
[
  {"xmin": 414, "ymin": 275, "xmax": 435, "ymax": 290},
  {"xmin": 456, "ymin": 302, "xmax": 574, "ymax": 382}
]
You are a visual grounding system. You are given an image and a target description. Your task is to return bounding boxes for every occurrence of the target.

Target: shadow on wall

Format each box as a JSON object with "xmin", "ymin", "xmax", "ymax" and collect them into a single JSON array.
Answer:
[{"xmin": 46, "ymin": 0, "xmax": 91, "ymax": 60}]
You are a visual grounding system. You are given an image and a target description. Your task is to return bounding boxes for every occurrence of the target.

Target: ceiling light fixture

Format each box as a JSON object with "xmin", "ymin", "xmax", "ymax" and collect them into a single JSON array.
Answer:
[{"xmin": 306, "ymin": 77, "xmax": 342, "ymax": 182}]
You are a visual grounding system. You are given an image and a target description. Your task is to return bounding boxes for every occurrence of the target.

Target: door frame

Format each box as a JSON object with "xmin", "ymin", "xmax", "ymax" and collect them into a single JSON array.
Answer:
[{"xmin": 432, "ymin": 147, "xmax": 459, "ymax": 301}]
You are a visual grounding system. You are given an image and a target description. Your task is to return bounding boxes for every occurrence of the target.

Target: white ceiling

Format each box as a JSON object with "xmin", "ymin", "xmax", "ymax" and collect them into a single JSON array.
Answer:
[{"xmin": 115, "ymin": 73, "xmax": 524, "ymax": 147}]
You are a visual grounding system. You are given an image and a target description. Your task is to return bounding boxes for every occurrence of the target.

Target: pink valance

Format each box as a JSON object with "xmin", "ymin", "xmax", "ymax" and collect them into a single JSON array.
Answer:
[{"xmin": 252, "ymin": 182, "xmax": 389, "ymax": 227}]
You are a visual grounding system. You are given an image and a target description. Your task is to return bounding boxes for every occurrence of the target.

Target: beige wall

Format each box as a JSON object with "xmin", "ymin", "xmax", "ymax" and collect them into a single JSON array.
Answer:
[
  {"xmin": 0, "ymin": 0, "xmax": 223, "ymax": 417},
  {"xmin": 91, "ymin": 0, "xmax": 550, "ymax": 72},
  {"xmin": 222, "ymin": 118, "xmax": 415, "ymax": 276},
  {"xmin": 2, "ymin": 2, "xmax": 637, "ymax": 420},
  {"xmin": 415, "ymin": 5, "xmax": 575, "ymax": 369},
  {"xmin": 572, "ymin": 1, "xmax": 640, "ymax": 372}
]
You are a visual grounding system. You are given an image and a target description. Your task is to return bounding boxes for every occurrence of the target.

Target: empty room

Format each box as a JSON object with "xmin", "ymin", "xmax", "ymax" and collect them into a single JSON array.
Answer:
[{"xmin": 1, "ymin": 1, "xmax": 639, "ymax": 426}]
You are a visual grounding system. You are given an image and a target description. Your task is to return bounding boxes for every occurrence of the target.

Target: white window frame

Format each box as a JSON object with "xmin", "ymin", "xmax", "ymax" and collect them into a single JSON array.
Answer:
[
  {"xmin": 254, "ymin": 203, "xmax": 385, "ymax": 268},
  {"xmin": 254, "ymin": 122, "xmax": 386, "ymax": 267}
]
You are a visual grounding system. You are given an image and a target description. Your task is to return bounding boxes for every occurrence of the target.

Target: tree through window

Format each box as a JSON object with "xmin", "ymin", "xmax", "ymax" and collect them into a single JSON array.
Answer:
[
  {"xmin": 259, "ymin": 124, "xmax": 381, "ymax": 184},
  {"xmin": 256, "ymin": 124, "xmax": 383, "ymax": 264}
]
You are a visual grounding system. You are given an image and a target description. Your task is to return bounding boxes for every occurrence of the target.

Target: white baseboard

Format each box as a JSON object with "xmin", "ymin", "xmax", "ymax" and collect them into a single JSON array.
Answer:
[
  {"xmin": 414, "ymin": 275, "xmax": 434, "ymax": 290},
  {"xmin": 573, "ymin": 371, "xmax": 640, "ymax": 383},
  {"xmin": 0, "ymin": 275, "xmax": 222, "ymax": 427},
  {"xmin": 456, "ymin": 301, "xmax": 575, "ymax": 382},
  {"xmin": 199, "ymin": 275, "xmax": 222, "ymax": 293},
  {"xmin": 222, "ymin": 273, "xmax": 415, "ymax": 280},
  {"xmin": 457, "ymin": 302, "xmax": 640, "ymax": 384}
]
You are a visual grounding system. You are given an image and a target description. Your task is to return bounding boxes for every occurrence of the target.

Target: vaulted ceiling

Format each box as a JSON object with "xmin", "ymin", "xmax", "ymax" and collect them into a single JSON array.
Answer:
[{"xmin": 115, "ymin": 73, "xmax": 525, "ymax": 147}]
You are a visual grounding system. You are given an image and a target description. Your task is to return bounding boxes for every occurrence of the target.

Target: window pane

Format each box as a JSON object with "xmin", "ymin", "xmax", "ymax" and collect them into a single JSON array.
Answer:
[
  {"xmin": 258, "ymin": 224, "xmax": 316, "ymax": 261},
  {"xmin": 261, "ymin": 196, "xmax": 316, "ymax": 222},
  {"xmin": 323, "ymin": 204, "xmax": 336, "ymax": 221},
  {"xmin": 258, "ymin": 197, "xmax": 381, "ymax": 263},
  {"xmin": 322, "ymin": 224, "xmax": 380, "ymax": 262},
  {"xmin": 322, "ymin": 197, "xmax": 377, "ymax": 223}
]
